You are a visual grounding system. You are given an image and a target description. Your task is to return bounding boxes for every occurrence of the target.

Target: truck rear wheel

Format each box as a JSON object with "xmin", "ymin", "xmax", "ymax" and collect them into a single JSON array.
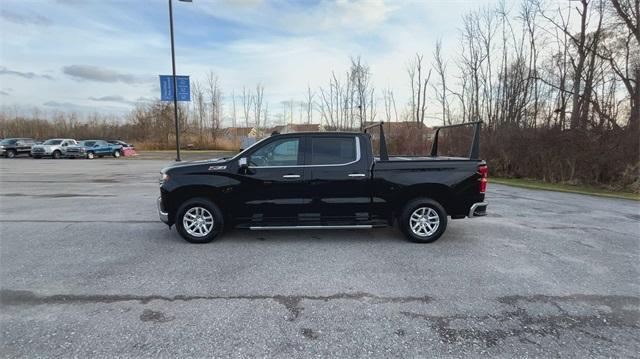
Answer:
[
  {"xmin": 175, "ymin": 197, "xmax": 224, "ymax": 243},
  {"xmin": 399, "ymin": 197, "xmax": 447, "ymax": 243}
]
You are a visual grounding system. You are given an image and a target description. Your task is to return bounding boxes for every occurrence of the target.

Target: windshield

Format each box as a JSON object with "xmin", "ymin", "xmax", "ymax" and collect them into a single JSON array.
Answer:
[
  {"xmin": 0, "ymin": 139, "xmax": 17, "ymax": 145},
  {"xmin": 83, "ymin": 141, "xmax": 96, "ymax": 147},
  {"xmin": 43, "ymin": 139, "xmax": 62, "ymax": 145}
]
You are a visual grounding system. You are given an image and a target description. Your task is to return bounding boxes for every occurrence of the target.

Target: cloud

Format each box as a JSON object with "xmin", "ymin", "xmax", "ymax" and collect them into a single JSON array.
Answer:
[
  {"xmin": 89, "ymin": 95, "xmax": 137, "ymax": 106},
  {"xmin": 1, "ymin": 9, "xmax": 53, "ymax": 26},
  {"xmin": 0, "ymin": 66, "xmax": 54, "ymax": 80},
  {"xmin": 62, "ymin": 65, "xmax": 149, "ymax": 84},
  {"xmin": 89, "ymin": 95, "xmax": 125, "ymax": 102},
  {"xmin": 44, "ymin": 100, "xmax": 77, "ymax": 107},
  {"xmin": 0, "ymin": 90, "xmax": 10, "ymax": 96},
  {"xmin": 196, "ymin": 0, "xmax": 394, "ymax": 35}
]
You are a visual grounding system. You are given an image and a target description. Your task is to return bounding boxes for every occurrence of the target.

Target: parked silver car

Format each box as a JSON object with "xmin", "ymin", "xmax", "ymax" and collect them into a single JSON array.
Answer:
[{"xmin": 31, "ymin": 138, "xmax": 77, "ymax": 159}]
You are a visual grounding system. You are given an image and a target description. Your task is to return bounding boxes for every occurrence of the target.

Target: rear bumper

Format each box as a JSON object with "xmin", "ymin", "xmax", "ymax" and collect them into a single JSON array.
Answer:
[
  {"xmin": 157, "ymin": 196, "xmax": 169, "ymax": 224},
  {"xmin": 468, "ymin": 202, "xmax": 488, "ymax": 217}
]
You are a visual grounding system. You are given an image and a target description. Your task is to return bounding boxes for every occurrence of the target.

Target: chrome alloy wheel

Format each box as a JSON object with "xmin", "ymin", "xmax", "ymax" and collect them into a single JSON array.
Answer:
[
  {"xmin": 183, "ymin": 207, "xmax": 214, "ymax": 237},
  {"xmin": 409, "ymin": 207, "xmax": 440, "ymax": 237}
]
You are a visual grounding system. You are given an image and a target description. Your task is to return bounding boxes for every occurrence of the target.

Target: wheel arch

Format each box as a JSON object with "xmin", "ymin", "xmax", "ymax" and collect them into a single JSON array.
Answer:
[
  {"xmin": 392, "ymin": 183, "xmax": 456, "ymax": 217},
  {"xmin": 165, "ymin": 185, "xmax": 229, "ymax": 223}
]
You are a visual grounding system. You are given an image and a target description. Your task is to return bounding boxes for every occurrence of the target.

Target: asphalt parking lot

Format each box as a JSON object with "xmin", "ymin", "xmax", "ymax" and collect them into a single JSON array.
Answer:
[{"xmin": 1, "ymin": 156, "xmax": 638, "ymax": 357}]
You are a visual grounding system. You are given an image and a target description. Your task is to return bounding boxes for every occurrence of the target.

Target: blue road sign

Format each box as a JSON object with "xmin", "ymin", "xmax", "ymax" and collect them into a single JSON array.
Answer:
[{"xmin": 159, "ymin": 75, "xmax": 190, "ymax": 101}]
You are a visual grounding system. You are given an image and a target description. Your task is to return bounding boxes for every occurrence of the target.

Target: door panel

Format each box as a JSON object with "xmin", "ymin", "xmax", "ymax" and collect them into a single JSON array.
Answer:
[
  {"xmin": 306, "ymin": 136, "xmax": 371, "ymax": 224},
  {"xmin": 232, "ymin": 137, "xmax": 306, "ymax": 226}
]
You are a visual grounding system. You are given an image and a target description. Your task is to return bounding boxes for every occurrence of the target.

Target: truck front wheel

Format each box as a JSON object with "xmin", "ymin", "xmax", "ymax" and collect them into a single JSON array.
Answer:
[
  {"xmin": 175, "ymin": 197, "xmax": 224, "ymax": 243},
  {"xmin": 399, "ymin": 197, "xmax": 448, "ymax": 243}
]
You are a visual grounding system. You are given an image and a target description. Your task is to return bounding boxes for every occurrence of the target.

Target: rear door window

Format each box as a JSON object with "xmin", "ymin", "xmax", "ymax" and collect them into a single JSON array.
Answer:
[{"xmin": 310, "ymin": 137, "xmax": 357, "ymax": 165}]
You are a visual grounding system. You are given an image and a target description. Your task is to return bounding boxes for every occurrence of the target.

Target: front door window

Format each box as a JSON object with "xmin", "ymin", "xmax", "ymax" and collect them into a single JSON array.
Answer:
[{"xmin": 249, "ymin": 138, "xmax": 300, "ymax": 167}]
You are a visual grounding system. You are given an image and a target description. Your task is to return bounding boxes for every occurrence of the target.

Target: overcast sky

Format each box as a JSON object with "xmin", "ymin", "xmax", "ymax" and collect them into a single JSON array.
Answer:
[{"xmin": 0, "ymin": 0, "xmax": 512, "ymax": 125}]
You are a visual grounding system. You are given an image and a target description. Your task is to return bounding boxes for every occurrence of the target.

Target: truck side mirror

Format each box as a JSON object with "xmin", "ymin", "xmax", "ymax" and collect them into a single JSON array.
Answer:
[{"xmin": 238, "ymin": 157, "xmax": 248, "ymax": 172}]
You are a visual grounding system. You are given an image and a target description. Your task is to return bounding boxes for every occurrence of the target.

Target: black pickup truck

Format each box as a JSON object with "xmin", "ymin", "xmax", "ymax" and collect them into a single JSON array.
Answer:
[
  {"xmin": 158, "ymin": 122, "xmax": 488, "ymax": 243},
  {"xmin": 0, "ymin": 138, "xmax": 36, "ymax": 158}
]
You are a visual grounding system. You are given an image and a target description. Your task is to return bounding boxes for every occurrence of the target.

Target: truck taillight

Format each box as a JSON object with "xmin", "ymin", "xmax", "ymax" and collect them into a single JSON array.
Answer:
[{"xmin": 478, "ymin": 165, "xmax": 488, "ymax": 193}]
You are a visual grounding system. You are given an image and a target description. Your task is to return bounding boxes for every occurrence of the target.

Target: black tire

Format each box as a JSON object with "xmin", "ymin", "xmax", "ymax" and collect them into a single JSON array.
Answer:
[
  {"xmin": 113, "ymin": 150, "xmax": 121, "ymax": 158},
  {"xmin": 175, "ymin": 197, "xmax": 224, "ymax": 243},
  {"xmin": 87, "ymin": 152, "xmax": 95, "ymax": 159},
  {"xmin": 398, "ymin": 197, "xmax": 448, "ymax": 243},
  {"xmin": 6, "ymin": 150, "xmax": 16, "ymax": 158},
  {"xmin": 52, "ymin": 150, "xmax": 62, "ymax": 159}
]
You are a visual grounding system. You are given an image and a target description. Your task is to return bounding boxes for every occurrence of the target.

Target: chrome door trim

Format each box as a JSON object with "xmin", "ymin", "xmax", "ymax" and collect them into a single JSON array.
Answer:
[{"xmin": 248, "ymin": 136, "xmax": 361, "ymax": 169}]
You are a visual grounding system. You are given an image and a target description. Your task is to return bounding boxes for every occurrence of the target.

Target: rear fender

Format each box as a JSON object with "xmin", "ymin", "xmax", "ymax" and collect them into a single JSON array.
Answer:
[{"xmin": 393, "ymin": 184, "xmax": 456, "ymax": 217}]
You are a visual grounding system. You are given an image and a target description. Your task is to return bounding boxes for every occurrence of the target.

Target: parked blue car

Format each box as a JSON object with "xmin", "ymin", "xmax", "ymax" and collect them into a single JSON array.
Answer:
[{"xmin": 64, "ymin": 140, "xmax": 123, "ymax": 159}]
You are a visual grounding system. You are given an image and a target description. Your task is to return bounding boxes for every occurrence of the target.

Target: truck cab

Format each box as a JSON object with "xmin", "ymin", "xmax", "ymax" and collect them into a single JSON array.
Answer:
[{"xmin": 158, "ymin": 122, "xmax": 488, "ymax": 244}]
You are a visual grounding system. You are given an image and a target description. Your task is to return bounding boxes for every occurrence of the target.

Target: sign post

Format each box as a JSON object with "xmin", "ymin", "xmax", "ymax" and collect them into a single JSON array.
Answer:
[{"xmin": 166, "ymin": 0, "xmax": 193, "ymax": 161}]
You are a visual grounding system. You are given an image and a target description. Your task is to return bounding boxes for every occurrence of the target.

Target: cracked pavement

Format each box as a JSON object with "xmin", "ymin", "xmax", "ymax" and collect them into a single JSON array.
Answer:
[{"xmin": 1, "ymin": 158, "xmax": 639, "ymax": 357}]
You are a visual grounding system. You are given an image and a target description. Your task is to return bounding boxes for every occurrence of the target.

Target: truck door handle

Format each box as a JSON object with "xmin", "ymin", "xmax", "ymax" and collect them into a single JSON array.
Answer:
[
  {"xmin": 348, "ymin": 173, "xmax": 366, "ymax": 177},
  {"xmin": 282, "ymin": 174, "xmax": 301, "ymax": 179}
]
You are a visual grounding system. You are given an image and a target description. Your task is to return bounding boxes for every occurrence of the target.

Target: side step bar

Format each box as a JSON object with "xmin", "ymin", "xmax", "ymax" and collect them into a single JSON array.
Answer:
[{"xmin": 250, "ymin": 225, "xmax": 373, "ymax": 230}]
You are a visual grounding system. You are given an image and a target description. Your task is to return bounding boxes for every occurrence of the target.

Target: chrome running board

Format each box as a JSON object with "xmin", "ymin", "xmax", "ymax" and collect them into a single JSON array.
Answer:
[{"xmin": 249, "ymin": 225, "xmax": 373, "ymax": 230}]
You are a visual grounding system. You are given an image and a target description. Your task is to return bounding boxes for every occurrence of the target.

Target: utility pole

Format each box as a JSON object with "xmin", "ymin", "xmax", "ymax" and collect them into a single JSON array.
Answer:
[{"xmin": 168, "ymin": 0, "xmax": 191, "ymax": 161}]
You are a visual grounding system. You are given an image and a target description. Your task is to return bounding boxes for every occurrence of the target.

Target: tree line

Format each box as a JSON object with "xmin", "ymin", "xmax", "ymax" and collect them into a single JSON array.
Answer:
[{"xmin": 0, "ymin": 0, "xmax": 637, "ymax": 191}]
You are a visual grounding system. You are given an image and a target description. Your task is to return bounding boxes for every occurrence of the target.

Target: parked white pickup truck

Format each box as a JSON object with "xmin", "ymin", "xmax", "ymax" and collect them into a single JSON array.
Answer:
[{"xmin": 31, "ymin": 138, "xmax": 77, "ymax": 159}]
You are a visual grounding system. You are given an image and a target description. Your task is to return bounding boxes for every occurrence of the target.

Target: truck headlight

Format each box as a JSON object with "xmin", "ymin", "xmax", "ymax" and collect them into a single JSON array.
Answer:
[{"xmin": 159, "ymin": 173, "xmax": 170, "ymax": 185}]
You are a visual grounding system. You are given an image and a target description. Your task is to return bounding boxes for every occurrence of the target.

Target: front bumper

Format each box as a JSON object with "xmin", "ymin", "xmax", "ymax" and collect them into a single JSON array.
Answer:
[
  {"xmin": 468, "ymin": 202, "xmax": 488, "ymax": 217},
  {"xmin": 31, "ymin": 150, "xmax": 50, "ymax": 156},
  {"xmin": 65, "ymin": 152, "xmax": 86, "ymax": 158},
  {"xmin": 157, "ymin": 196, "xmax": 169, "ymax": 223}
]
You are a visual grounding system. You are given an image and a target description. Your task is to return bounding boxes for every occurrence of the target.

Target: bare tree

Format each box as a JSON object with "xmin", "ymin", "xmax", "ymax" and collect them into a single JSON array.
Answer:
[
  {"xmin": 605, "ymin": 0, "xmax": 639, "ymax": 131},
  {"xmin": 432, "ymin": 39, "xmax": 450, "ymax": 125},
  {"xmin": 407, "ymin": 53, "xmax": 432, "ymax": 124},
  {"xmin": 253, "ymin": 84, "xmax": 264, "ymax": 128},
  {"xmin": 305, "ymin": 84, "xmax": 315, "ymax": 124},
  {"xmin": 231, "ymin": 90, "xmax": 238, "ymax": 141},
  {"xmin": 350, "ymin": 57, "xmax": 374, "ymax": 129},
  {"xmin": 206, "ymin": 72, "xmax": 222, "ymax": 146},
  {"xmin": 241, "ymin": 86, "xmax": 252, "ymax": 128}
]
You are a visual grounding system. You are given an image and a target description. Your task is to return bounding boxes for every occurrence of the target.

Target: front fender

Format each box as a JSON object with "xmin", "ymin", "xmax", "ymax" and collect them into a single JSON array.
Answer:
[{"xmin": 161, "ymin": 173, "xmax": 241, "ymax": 220}]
